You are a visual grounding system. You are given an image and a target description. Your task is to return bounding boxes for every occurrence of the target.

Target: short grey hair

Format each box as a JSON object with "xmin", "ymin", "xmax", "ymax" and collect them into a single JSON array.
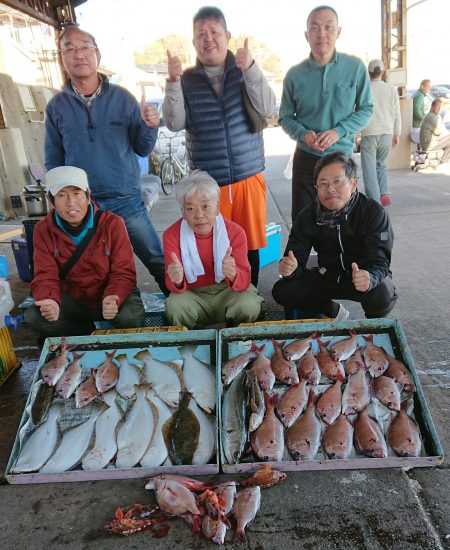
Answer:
[{"xmin": 175, "ymin": 170, "xmax": 220, "ymax": 209}]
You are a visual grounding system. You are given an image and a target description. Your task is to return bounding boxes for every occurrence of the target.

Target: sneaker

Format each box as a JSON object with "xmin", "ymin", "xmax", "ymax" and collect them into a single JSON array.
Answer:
[
  {"xmin": 334, "ymin": 303, "xmax": 350, "ymax": 321},
  {"xmin": 380, "ymin": 194, "xmax": 392, "ymax": 207}
]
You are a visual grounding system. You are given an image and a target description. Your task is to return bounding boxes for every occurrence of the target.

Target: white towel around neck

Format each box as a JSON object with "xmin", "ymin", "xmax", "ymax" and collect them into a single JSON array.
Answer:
[{"xmin": 180, "ymin": 214, "xmax": 230, "ymax": 284}]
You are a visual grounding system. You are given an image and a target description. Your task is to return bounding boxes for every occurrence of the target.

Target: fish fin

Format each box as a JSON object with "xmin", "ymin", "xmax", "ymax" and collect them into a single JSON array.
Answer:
[
  {"xmin": 362, "ymin": 334, "xmax": 373, "ymax": 343},
  {"xmin": 232, "ymin": 528, "xmax": 247, "ymax": 544},
  {"xmin": 71, "ymin": 351, "xmax": 86, "ymax": 361},
  {"xmin": 307, "ymin": 387, "xmax": 317, "ymax": 404},
  {"xmin": 271, "ymin": 338, "xmax": 283, "ymax": 349},
  {"xmin": 250, "ymin": 342, "xmax": 258, "ymax": 353},
  {"xmin": 336, "ymin": 369, "xmax": 346, "ymax": 383},
  {"xmin": 317, "ymin": 338, "xmax": 331, "ymax": 347},
  {"xmin": 257, "ymin": 343, "xmax": 266, "ymax": 352},
  {"xmin": 349, "ymin": 329, "xmax": 357, "ymax": 337},
  {"xmin": 105, "ymin": 349, "xmax": 117, "ymax": 360},
  {"xmin": 310, "ymin": 330, "xmax": 318, "ymax": 339},
  {"xmin": 179, "ymin": 344, "xmax": 197, "ymax": 358}
]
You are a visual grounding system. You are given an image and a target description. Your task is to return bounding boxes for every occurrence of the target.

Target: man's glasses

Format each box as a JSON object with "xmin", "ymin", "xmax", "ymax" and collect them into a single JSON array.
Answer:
[
  {"xmin": 60, "ymin": 45, "xmax": 97, "ymax": 56},
  {"xmin": 315, "ymin": 178, "xmax": 352, "ymax": 191}
]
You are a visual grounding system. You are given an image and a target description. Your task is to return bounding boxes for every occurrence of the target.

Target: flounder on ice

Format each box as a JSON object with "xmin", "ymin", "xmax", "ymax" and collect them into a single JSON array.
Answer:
[
  {"xmin": 180, "ymin": 345, "xmax": 215, "ymax": 413},
  {"xmin": 163, "ymin": 392, "xmax": 200, "ymax": 465},
  {"xmin": 116, "ymin": 353, "xmax": 142, "ymax": 399},
  {"xmin": 140, "ymin": 390, "xmax": 172, "ymax": 468},
  {"xmin": 135, "ymin": 349, "xmax": 181, "ymax": 408}
]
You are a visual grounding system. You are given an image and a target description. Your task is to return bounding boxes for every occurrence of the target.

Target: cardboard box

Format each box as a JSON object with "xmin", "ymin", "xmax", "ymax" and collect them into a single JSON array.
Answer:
[
  {"xmin": 259, "ymin": 223, "xmax": 281, "ymax": 268},
  {"xmin": 218, "ymin": 318, "xmax": 444, "ymax": 473}
]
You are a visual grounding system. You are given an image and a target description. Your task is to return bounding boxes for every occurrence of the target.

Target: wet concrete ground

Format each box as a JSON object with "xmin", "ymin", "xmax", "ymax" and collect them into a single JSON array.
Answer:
[{"xmin": 0, "ymin": 127, "xmax": 449, "ymax": 549}]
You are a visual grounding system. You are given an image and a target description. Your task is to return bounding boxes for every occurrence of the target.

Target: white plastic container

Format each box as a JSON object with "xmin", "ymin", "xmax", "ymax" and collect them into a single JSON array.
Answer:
[{"xmin": 0, "ymin": 279, "xmax": 14, "ymax": 328}]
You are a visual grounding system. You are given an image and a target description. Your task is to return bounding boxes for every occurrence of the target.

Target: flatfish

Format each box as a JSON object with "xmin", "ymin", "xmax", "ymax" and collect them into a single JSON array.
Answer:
[
  {"xmin": 180, "ymin": 345, "xmax": 215, "ymax": 413},
  {"xmin": 387, "ymin": 402, "xmax": 421, "ymax": 457},
  {"xmin": 40, "ymin": 337, "xmax": 77, "ymax": 386},
  {"xmin": 316, "ymin": 338, "xmax": 343, "ymax": 381},
  {"xmin": 221, "ymin": 370, "xmax": 249, "ymax": 464},
  {"xmin": 82, "ymin": 390, "xmax": 123, "ymax": 470},
  {"xmin": 330, "ymin": 330, "xmax": 358, "ymax": 362},
  {"xmin": 354, "ymin": 409, "xmax": 387, "ymax": 458},
  {"xmin": 270, "ymin": 339, "xmax": 299, "ymax": 385},
  {"xmin": 135, "ymin": 349, "xmax": 181, "ymax": 408},
  {"xmin": 116, "ymin": 384, "xmax": 154, "ymax": 468},
  {"xmin": 373, "ymin": 375, "xmax": 402, "ymax": 411},
  {"xmin": 188, "ymin": 398, "xmax": 215, "ymax": 465},
  {"xmin": 283, "ymin": 331, "xmax": 317, "ymax": 361},
  {"xmin": 31, "ymin": 381, "xmax": 55, "ymax": 426},
  {"xmin": 287, "ymin": 389, "xmax": 321, "ymax": 461},
  {"xmin": 250, "ymin": 392, "xmax": 284, "ymax": 462},
  {"xmin": 276, "ymin": 379, "xmax": 308, "ymax": 428},
  {"xmin": 363, "ymin": 335, "xmax": 389, "ymax": 378},
  {"xmin": 95, "ymin": 350, "xmax": 119, "ymax": 393},
  {"xmin": 140, "ymin": 390, "xmax": 172, "ymax": 468},
  {"xmin": 55, "ymin": 351, "xmax": 85, "ymax": 399},
  {"xmin": 116, "ymin": 353, "xmax": 141, "ymax": 399},
  {"xmin": 316, "ymin": 370, "xmax": 345, "ymax": 425},
  {"xmin": 252, "ymin": 344, "xmax": 275, "ymax": 391},
  {"xmin": 75, "ymin": 370, "xmax": 98, "ymax": 408},
  {"xmin": 342, "ymin": 369, "xmax": 371, "ymax": 416},
  {"xmin": 12, "ymin": 403, "xmax": 64, "ymax": 473},
  {"xmin": 221, "ymin": 342, "xmax": 257, "ymax": 386},
  {"xmin": 298, "ymin": 349, "xmax": 321, "ymax": 385},
  {"xmin": 163, "ymin": 392, "xmax": 200, "ymax": 465},
  {"xmin": 322, "ymin": 414, "xmax": 354, "ymax": 459},
  {"xmin": 41, "ymin": 403, "xmax": 104, "ymax": 473}
]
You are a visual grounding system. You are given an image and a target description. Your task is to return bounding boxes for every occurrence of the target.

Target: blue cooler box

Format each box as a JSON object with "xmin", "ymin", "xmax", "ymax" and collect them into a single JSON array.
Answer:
[
  {"xmin": 259, "ymin": 223, "xmax": 282, "ymax": 268},
  {"xmin": 11, "ymin": 237, "xmax": 32, "ymax": 282}
]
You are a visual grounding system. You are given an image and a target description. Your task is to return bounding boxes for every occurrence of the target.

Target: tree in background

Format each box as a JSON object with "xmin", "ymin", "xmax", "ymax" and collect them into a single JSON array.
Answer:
[{"xmin": 229, "ymin": 35, "xmax": 282, "ymax": 76}]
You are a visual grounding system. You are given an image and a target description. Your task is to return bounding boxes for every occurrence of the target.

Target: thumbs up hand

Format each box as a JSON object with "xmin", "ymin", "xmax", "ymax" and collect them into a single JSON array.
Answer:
[
  {"xmin": 140, "ymin": 96, "xmax": 159, "ymax": 128},
  {"xmin": 167, "ymin": 50, "xmax": 183, "ymax": 83},
  {"xmin": 279, "ymin": 250, "xmax": 298, "ymax": 278},
  {"xmin": 222, "ymin": 246, "xmax": 236, "ymax": 282},
  {"xmin": 351, "ymin": 262, "xmax": 371, "ymax": 292},
  {"xmin": 236, "ymin": 38, "xmax": 253, "ymax": 71},
  {"xmin": 168, "ymin": 251, "xmax": 184, "ymax": 286}
]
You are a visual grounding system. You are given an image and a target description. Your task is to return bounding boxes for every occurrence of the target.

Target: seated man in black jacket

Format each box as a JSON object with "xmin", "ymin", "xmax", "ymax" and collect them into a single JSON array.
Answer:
[{"xmin": 272, "ymin": 151, "xmax": 397, "ymax": 319}]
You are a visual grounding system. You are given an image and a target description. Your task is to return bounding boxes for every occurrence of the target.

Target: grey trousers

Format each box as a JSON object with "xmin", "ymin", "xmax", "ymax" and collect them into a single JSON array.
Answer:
[{"xmin": 24, "ymin": 288, "xmax": 145, "ymax": 337}]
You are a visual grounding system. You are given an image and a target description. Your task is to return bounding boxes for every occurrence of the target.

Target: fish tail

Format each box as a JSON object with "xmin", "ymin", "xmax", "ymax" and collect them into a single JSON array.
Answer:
[
  {"xmin": 232, "ymin": 528, "xmax": 247, "ymax": 544},
  {"xmin": 105, "ymin": 349, "xmax": 117, "ymax": 360},
  {"xmin": 362, "ymin": 334, "xmax": 373, "ymax": 343},
  {"xmin": 72, "ymin": 351, "xmax": 86, "ymax": 361},
  {"xmin": 316, "ymin": 338, "xmax": 331, "ymax": 347},
  {"xmin": 310, "ymin": 331, "xmax": 318, "ymax": 339},
  {"xmin": 257, "ymin": 343, "xmax": 266, "ymax": 352},
  {"xmin": 271, "ymin": 338, "xmax": 285, "ymax": 349},
  {"xmin": 307, "ymin": 387, "xmax": 316, "ymax": 404},
  {"xmin": 250, "ymin": 342, "xmax": 259, "ymax": 353},
  {"xmin": 349, "ymin": 329, "xmax": 358, "ymax": 337}
]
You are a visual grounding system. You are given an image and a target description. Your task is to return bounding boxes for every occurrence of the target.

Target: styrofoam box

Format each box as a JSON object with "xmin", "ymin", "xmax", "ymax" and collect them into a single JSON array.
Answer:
[
  {"xmin": 218, "ymin": 318, "xmax": 444, "ymax": 473},
  {"xmin": 6, "ymin": 330, "xmax": 219, "ymax": 484}
]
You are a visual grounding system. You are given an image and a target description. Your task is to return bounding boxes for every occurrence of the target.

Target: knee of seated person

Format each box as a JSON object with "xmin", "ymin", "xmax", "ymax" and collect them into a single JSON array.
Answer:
[
  {"xmin": 272, "ymin": 278, "xmax": 291, "ymax": 305},
  {"xmin": 165, "ymin": 293, "xmax": 198, "ymax": 326},
  {"xmin": 364, "ymin": 281, "xmax": 398, "ymax": 317},
  {"xmin": 226, "ymin": 291, "xmax": 262, "ymax": 323}
]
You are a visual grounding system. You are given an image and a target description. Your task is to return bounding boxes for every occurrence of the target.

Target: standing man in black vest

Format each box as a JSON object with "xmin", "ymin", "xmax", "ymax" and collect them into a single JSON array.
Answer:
[{"xmin": 162, "ymin": 6, "xmax": 275, "ymax": 287}]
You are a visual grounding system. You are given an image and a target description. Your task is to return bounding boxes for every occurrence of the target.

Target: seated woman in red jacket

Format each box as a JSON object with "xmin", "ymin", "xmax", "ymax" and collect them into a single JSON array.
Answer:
[
  {"xmin": 24, "ymin": 166, "xmax": 144, "ymax": 337},
  {"xmin": 163, "ymin": 170, "xmax": 262, "ymax": 328}
]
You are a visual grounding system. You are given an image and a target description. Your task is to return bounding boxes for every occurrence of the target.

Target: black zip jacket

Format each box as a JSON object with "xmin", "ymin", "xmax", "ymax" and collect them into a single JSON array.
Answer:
[{"xmin": 284, "ymin": 193, "xmax": 394, "ymax": 289}]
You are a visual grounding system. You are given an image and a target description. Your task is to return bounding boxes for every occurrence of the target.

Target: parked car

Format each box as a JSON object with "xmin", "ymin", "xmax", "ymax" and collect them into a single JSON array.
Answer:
[
  {"xmin": 266, "ymin": 101, "xmax": 280, "ymax": 127},
  {"xmin": 430, "ymin": 85, "xmax": 450, "ymax": 99}
]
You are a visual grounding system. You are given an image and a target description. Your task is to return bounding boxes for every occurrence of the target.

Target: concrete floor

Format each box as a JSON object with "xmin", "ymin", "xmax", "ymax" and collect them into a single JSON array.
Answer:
[{"xmin": 0, "ymin": 127, "xmax": 449, "ymax": 549}]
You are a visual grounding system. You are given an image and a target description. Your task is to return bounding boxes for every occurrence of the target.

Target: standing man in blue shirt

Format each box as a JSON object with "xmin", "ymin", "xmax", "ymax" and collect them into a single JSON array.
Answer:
[
  {"xmin": 45, "ymin": 25, "xmax": 168, "ymax": 295},
  {"xmin": 279, "ymin": 5, "xmax": 373, "ymax": 221}
]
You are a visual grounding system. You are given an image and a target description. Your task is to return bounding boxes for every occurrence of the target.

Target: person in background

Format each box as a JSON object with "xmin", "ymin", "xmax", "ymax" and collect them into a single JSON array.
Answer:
[
  {"xmin": 420, "ymin": 99, "xmax": 450, "ymax": 163},
  {"xmin": 412, "ymin": 79, "xmax": 431, "ymax": 129},
  {"xmin": 45, "ymin": 25, "xmax": 168, "ymax": 295},
  {"xmin": 279, "ymin": 4, "xmax": 373, "ymax": 221},
  {"xmin": 360, "ymin": 59, "xmax": 401, "ymax": 207},
  {"xmin": 272, "ymin": 152, "xmax": 397, "ymax": 321},
  {"xmin": 25, "ymin": 166, "xmax": 144, "ymax": 338},
  {"xmin": 163, "ymin": 170, "xmax": 263, "ymax": 329},
  {"xmin": 162, "ymin": 6, "xmax": 275, "ymax": 288}
]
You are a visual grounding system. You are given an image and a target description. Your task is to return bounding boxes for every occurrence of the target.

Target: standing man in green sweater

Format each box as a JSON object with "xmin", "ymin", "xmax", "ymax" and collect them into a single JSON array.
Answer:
[
  {"xmin": 412, "ymin": 79, "xmax": 431, "ymax": 129},
  {"xmin": 279, "ymin": 5, "xmax": 373, "ymax": 221}
]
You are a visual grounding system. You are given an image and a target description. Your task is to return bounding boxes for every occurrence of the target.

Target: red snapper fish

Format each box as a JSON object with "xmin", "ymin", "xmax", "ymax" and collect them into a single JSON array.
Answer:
[
  {"xmin": 213, "ymin": 481, "xmax": 237, "ymax": 515},
  {"xmin": 270, "ymin": 339, "xmax": 299, "ymax": 385},
  {"xmin": 276, "ymin": 379, "xmax": 308, "ymax": 428},
  {"xmin": 354, "ymin": 408, "xmax": 387, "ymax": 458},
  {"xmin": 373, "ymin": 375, "xmax": 403, "ymax": 411},
  {"xmin": 383, "ymin": 350, "xmax": 416, "ymax": 392},
  {"xmin": 387, "ymin": 402, "xmax": 421, "ymax": 457},
  {"xmin": 75, "ymin": 369, "xmax": 99, "ymax": 408},
  {"xmin": 232, "ymin": 485, "xmax": 261, "ymax": 544},
  {"xmin": 239, "ymin": 464, "xmax": 287, "ymax": 489},
  {"xmin": 322, "ymin": 414, "xmax": 354, "ymax": 459},
  {"xmin": 363, "ymin": 335, "xmax": 388, "ymax": 378},
  {"xmin": 252, "ymin": 344, "xmax": 275, "ymax": 391},
  {"xmin": 316, "ymin": 370, "xmax": 346, "ymax": 425},
  {"xmin": 330, "ymin": 330, "xmax": 358, "ymax": 362},
  {"xmin": 344, "ymin": 347, "xmax": 366, "ymax": 376},
  {"xmin": 55, "ymin": 351, "xmax": 85, "ymax": 399},
  {"xmin": 298, "ymin": 349, "xmax": 321, "ymax": 385},
  {"xmin": 145, "ymin": 474, "xmax": 211, "ymax": 493},
  {"xmin": 202, "ymin": 514, "xmax": 228, "ymax": 545},
  {"xmin": 341, "ymin": 369, "xmax": 371, "ymax": 416},
  {"xmin": 153, "ymin": 479, "xmax": 201, "ymax": 517},
  {"xmin": 250, "ymin": 392, "xmax": 284, "ymax": 462},
  {"xmin": 316, "ymin": 338, "xmax": 343, "ymax": 381},
  {"xmin": 95, "ymin": 350, "xmax": 119, "ymax": 393},
  {"xmin": 282, "ymin": 331, "xmax": 317, "ymax": 361},
  {"xmin": 221, "ymin": 343, "xmax": 257, "ymax": 386},
  {"xmin": 287, "ymin": 389, "xmax": 322, "ymax": 461},
  {"xmin": 40, "ymin": 337, "xmax": 77, "ymax": 386}
]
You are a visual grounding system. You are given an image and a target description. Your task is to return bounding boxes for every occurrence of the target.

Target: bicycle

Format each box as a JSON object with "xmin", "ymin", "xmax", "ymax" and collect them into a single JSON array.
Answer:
[{"xmin": 158, "ymin": 131, "xmax": 189, "ymax": 195}]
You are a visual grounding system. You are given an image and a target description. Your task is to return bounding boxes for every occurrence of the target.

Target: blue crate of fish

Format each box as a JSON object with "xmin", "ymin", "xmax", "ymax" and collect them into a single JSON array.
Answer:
[
  {"xmin": 5, "ymin": 329, "xmax": 220, "ymax": 484},
  {"xmin": 217, "ymin": 318, "xmax": 443, "ymax": 474}
]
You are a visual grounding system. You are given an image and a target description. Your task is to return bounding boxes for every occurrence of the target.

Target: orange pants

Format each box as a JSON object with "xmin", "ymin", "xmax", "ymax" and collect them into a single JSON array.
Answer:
[{"xmin": 219, "ymin": 172, "xmax": 267, "ymax": 250}]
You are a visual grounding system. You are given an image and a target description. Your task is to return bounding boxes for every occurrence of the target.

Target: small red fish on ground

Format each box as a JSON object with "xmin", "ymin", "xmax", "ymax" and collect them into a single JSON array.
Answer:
[
  {"xmin": 239, "ymin": 463, "xmax": 287, "ymax": 489},
  {"xmin": 104, "ymin": 504, "xmax": 169, "ymax": 537},
  {"xmin": 145, "ymin": 473, "xmax": 213, "ymax": 492}
]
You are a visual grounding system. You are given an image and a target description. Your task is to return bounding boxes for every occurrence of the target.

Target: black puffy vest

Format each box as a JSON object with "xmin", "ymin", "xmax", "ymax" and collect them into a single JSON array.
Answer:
[{"xmin": 181, "ymin": 52, "xmax": 265, "ymax": 186}]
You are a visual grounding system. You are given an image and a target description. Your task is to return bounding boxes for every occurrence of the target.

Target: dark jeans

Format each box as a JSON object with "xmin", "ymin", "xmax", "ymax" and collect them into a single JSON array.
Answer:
[
  {"xmin": 272, "ymin": 269, "xmax": 398, "ymax": 318},
  {"xmin": 24, "ymin": 288, "xmax": 145, "ymax": 337},
  {"xmin": 292, "ymin": 148, "xmax": 321, "ymax": 222}
]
